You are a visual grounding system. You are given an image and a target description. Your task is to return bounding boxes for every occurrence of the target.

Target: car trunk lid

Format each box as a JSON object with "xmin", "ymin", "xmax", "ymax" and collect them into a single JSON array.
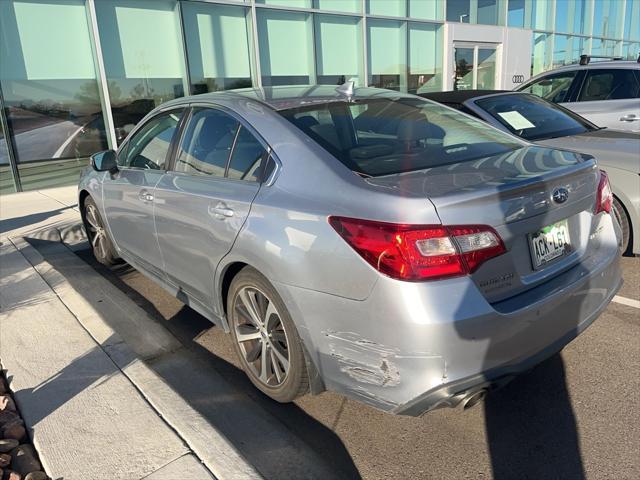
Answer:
[{"xmin": 366, "ymin": 146, "xmax": 600, "ymax": 302}]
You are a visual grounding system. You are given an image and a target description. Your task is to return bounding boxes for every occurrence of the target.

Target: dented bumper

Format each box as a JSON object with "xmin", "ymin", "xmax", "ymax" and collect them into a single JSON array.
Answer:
[{"xmin": 275, "ymin": 228, "xmax": 621, "ymax": 416}]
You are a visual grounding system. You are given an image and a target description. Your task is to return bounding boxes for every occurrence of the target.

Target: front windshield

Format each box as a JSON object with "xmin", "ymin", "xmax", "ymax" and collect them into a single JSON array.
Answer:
[
  {"xmin": 278, "ymin": 97, "xmax": 523, "ymax": 177},
  {"xmin": 475, "ymin": 93, "xmax": 595, "ymax": 141}
]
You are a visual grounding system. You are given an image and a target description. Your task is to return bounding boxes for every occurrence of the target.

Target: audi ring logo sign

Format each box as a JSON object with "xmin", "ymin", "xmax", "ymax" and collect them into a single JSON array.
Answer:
[
  {"xmin": 552, "ymin": 187, "xmax": 570, "ymax": 204},
  {"xmin": 512, "ymin": 74, "xmax": 525, "ymax": 84}
]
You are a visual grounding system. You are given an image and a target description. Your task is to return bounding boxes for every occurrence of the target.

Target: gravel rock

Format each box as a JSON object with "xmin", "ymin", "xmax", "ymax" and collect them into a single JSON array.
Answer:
[
  {"xmin": 0, "ymin": 453, "xmax": 10, "ymax": 467},
  {"xmin": 24, "ymin": 471, "xmax": 49, "ymax": 480},
  {"xmin": 7, "ymin": 471, "xmax": 22, "ymax": 480},
  {"xmin": 24, "ymin": 472, "xmax": 48, "ymax": 480},
  {"xmin": 10, "ymin": 445, "xmax": 40, "ymax": 476},
  {"xmin": 0, "ymin": 379, "xmax": 7, "ymax": 394},
  {"xmin": 0, "ymin": 410, "xmax": 19, "ymax": 427},
  {"xmin": 0, "ymin": 396, "xmax": 16, "ymax": 413},
  {"xmin": 2, "ymin": 420, "xmax": 26, "ymax": 442},
  {"xmin": 0, "ymin": 440, "xmax": 19, "ymax": 454}
]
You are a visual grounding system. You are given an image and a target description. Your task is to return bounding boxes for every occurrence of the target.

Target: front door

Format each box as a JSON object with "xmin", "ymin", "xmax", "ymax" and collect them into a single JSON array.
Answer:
[
  {"xmin": 154, "ymin": 106, "xmax": 269, "ymax": 306},
  {"xmin": 453, "ymin": 43, "xmax": 499, "ymax": 90},
  {"xmin": 102, "ymin": 109, "xmax": 183, "ymax": 276}
]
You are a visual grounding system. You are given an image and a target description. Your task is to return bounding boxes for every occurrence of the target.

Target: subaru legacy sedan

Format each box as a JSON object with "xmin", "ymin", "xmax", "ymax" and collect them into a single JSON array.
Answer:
[{"xmin": 79, "ymin": 85, "xmax": 622, "ymax": 415}]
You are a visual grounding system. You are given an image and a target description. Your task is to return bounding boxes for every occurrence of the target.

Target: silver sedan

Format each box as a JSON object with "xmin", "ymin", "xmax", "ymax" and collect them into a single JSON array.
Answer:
[{"xmin": 79, "ymin": 85, "xmax": 621, "ymax": 415}]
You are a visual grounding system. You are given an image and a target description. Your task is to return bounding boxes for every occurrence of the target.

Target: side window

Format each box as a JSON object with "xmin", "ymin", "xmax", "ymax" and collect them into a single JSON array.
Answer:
[
  {"xmin": 227, "ymin": 126, "xmax": 268, "ymax": 182},
  {"xmin": 520, "ymin": 71, "xmax": 576, "ymax": 103},
  {"xmin": 578, "ymin": 69, "xmax": 640, "ymax": 101},
  {"xmin": 175, "ymin": 108, "xmax": 239, "ymax": 177},
  {"xmin": 119, "ymin": 110, "xmax": 183, "ymax": 169}
]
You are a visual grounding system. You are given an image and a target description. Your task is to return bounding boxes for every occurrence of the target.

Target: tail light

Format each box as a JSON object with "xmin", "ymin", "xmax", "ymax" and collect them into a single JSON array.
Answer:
[
  {"xmin": 595, "ymin": 170, "xmax": 613, "ymax": 215},
  {"xmin": 329, "ymin": 217, "xmax": 506, "ymax": 281}
]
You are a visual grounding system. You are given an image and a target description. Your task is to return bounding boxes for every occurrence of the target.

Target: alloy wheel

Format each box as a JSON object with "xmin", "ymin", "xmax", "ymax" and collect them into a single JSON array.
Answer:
[
  {"xmin": 85, "ymin": 203, "xmax": 108, "ymax": 260},
  {"xmin": 233, "ymin": 286, "xmax": 290, "ymax": 387}
]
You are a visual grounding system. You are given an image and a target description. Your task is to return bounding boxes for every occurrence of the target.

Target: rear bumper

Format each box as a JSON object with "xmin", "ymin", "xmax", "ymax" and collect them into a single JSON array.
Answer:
[{"xmin": 275, "ymin": 217, "xmax": 622, "ymax": 416}]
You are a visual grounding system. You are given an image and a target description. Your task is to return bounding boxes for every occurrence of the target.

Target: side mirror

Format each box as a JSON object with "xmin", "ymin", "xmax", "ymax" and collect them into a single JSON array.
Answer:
[{"xmin": 91, "ymin": 150, "xmax": 118, "ymax": 173}]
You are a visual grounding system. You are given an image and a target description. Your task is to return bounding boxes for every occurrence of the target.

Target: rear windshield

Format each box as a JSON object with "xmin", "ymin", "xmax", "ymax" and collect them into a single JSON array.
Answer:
[
  {"xmin": 475, "ymin": 93, "xmax": 596, "ymax": 141},
  {"xmin": 278, "ymin": 97, "xmax": 523, "ymax": 177}
]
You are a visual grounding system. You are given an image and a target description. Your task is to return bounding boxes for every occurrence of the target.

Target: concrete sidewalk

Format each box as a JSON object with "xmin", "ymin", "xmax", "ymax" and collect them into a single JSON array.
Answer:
[{"xmin": 0, "ymin": 187, "xmax": 260, "ymax": 480}]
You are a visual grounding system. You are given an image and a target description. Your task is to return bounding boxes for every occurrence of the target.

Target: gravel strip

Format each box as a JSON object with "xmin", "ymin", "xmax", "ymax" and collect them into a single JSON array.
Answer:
[{"xmin": 0, "ymin": 369, "xmax": 49, "ymax": 480}]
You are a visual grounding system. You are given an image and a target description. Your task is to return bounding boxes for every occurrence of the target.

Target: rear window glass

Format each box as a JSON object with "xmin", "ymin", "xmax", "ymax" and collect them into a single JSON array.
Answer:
[
  {"xmin": 475, "ymin": 94, "xmax": 594, "ymax": 141},
  {"xmin": 278, "ymin": 97, "xmax": 522, "ymax": 177}
]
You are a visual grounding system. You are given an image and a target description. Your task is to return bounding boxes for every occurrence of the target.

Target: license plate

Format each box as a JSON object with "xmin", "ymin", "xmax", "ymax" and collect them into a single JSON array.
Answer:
[{"xmin": 529, "ymin": 219, "xmax": 571, "ymax": 269}]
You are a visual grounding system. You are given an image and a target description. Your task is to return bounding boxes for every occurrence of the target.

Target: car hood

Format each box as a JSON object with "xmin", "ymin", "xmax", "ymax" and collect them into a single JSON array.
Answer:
[{"xmin": 536, "ymin": 129, "xmax": 640, "ymax": 173}]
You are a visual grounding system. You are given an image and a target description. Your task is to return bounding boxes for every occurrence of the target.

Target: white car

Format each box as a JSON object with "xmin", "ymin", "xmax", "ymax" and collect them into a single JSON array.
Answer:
[{"xmin": 517, "ymin": 59, "xmax": 640, "ymax": 132}]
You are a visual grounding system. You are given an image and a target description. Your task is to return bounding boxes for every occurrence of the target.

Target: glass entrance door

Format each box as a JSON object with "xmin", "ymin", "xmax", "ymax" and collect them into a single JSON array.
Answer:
[{"xmin": 453, "ymin": 43, "xmax": 498, "ymax": 90}]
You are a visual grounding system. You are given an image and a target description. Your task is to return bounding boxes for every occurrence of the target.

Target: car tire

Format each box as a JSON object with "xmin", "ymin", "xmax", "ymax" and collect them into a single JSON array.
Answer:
[
  {"xmin": 612, "ymin": 197, "xmax": 631, "ymax": 255},
  {"xmin": 228, "ymin": 266, "xmax": 309, "ymax": 402},
  {"xmin": 83, "ymin": 196, "xmax": 119, "ymax": 266}
]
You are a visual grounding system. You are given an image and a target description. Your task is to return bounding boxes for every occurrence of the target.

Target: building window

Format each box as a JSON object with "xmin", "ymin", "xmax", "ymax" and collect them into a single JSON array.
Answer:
[
  {"xmin": 593, "ymin": 0, "xmax": 624, "ymax": 39},
  {"xmin": 257, "ymin": 0, "xmax": 312, "ymax": 7},
  {"xmin": 0, "ymin": 0, "xmax": 108, "ymax": 171},
  {"xmin": 315, "ymin": 0, "xmax": 361, "ymax": 14},
  {"xmin": 552, "ymin": 35, "xmax": 585, "ymax": 68},
  {"xmin": 555, "ymin": 0, "xmax": 585, "ymax": 35},
  {"xmin": 446, "ymin": 0, "xmax": 471, "ymax": 23},
  {"xmin": 182, "ymin": 2, "xmax": 253, "ymax": 94},
  {"xmin": 367, "ymin": 19, "xmax": 406, "ymax": 91},
  {"xmin": 367, "ymin": 0, "xmax": 406, "ymax": 17},
  {"xmin": 408, "ymin": 23, "xmax": 442, "ymax": 93},
  {"xmin": 257, "ymin": 10, "xmax": 314, "ymax": 86},
  {"xmin": 507, "ymin": 0, "xmax": 525, "ymax": 27},
  {"xmin": 409, "ymin": 0, "xmax": 443, "ymax": 20},
  {"xmin": 95, "ymin": 0, "xmax": 187, "ymax": 145},
  {"xmin": 624, "ymin": 0, "xmax": 640, "ymax": 41},
  {"xmin": 315, "ymin": 15, "xmax": 363, "ymax": 86}
]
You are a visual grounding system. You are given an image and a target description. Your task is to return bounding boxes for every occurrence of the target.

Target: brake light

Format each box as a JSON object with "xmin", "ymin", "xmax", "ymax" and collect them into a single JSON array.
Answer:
[
  {"xmin": 595, "ymin": 170, "xmax": 613, "ymax": 215},
  {"xmin": 328, "ymin": 217, "xmax": 506, "ymax": 281}
]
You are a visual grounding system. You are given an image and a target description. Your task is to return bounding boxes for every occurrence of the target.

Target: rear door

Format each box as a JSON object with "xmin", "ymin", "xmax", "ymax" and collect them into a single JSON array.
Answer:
[
  {"xmin": 567, "ymin": 68, "xmax": 640, "ymax": 132},
  {"xmin": 153, "ymin": 106, "xmax": 270, "ymax": 305},
  {"xmin": 102, "ymin": 108, "xmax": 183, "ymax": 277}
]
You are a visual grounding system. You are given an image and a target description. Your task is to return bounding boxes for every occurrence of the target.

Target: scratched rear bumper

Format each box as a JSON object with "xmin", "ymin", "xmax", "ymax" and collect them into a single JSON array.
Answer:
[{"xmin": 274, "ymin": 217, "xmax": 621, "ymax": 415}]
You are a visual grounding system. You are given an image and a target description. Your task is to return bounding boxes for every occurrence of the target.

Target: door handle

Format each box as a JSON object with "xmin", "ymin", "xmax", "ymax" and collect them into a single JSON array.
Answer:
[
  {"xmin": 209, "ymin": 202, "xmax": 234, "ymax": 219},
  {"xmin": 138, "ymin": 190, "xmax": 154, "ymax": 202},
  {"xmin": 620, "ymin": 114, "xmax": 640, "ymax": 122}
]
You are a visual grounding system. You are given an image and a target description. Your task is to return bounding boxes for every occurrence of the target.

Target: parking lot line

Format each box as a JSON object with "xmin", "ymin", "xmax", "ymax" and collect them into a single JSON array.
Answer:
[{"xmin": 612, "ymin": 295, "xmax": 640, "ymax": 309}]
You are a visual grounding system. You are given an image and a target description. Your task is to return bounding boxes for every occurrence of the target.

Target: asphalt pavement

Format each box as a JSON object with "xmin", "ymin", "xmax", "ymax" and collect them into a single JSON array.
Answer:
[{"xmin": 78, "ymin": 250, "xmax": 640, "ymax": 480}]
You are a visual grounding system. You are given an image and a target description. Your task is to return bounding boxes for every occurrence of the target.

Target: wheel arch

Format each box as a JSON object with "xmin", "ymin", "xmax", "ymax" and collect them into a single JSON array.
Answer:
[
  {"xmin": 216, "ymin": 260, "xmax": 326, "ymax": 394},
  {"xmin": 613, "ymin": 193, "xmax": 634, "ymax": 255}
]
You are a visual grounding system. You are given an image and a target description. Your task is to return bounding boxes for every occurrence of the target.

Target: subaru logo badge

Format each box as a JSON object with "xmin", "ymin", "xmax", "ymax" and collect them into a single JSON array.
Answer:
[{"xmin": 552, "ymin": 187, "xmax": 569, "ymax": 204}]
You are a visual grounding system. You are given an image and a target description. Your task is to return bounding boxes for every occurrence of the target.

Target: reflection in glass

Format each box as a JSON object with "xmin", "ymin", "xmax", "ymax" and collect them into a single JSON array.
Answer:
[
  {"xmin": 408, "ymin": 23, "xmax": 442, "ymax": 94},
  {"xmin": 555, "ymin": 0, "xmax": 584, "ymax": 34},
  {"xmin": 182, "ymin": 2, "xmax": 253, "ymax": 94},
  {"xmin": 624, "ymin": 0, "xmax": 640, "ymax": 41},
  {"xmin": 0, "ymin": 0, "xmax": 108, "ymax": 163},
  {"xmin": 593, "ymin": 0, "xmax": 624, "ymax": 39},
  {"xmin": 368, "ymin": 19, "xmax": 406, "ymax": 91},
  {"xmin": 315, "ymin": 15, "xmax": 362, "ymax": 86},
  {"xmin": 257, "ymin": 0, "xmax": 311, "ymax": 7},
  {"xmin": 0, "ymin": 118, "xmax": 17, "ymax": 193},
  {"xmin": 257, "ymin": 10, "xmax": 313, "ymax": 86},
  {"xmin": 477, "ymin": 49, "xmax": 497, "ymax": 89},
  {"xmin": 552, "ymin": 35, "xmax": 584, "ymax": 68},
  {"xmin": 95, "ymin": 0, "xmax": 186, "ymax": 145},
  {"xmin": 454, "ymin": 47, "xmax": 474, "ymax": 90},
  {"xmin": 477, "ymin": 0, "xmax": 499, "ymax": 25},
  {"xmin": 447, "ymin": 0, "xmax": 470, "ymax": 23},
  {"xmin": 591, "ymin": 38, "xmax": 619, "ymax": 59},
  {"xmin": 532, "ymin": 33, "xmax": 552, "ymax": 75},
  {"xmin": 507, "ymin": 0, "xmax": 525, "ymax": 27}
]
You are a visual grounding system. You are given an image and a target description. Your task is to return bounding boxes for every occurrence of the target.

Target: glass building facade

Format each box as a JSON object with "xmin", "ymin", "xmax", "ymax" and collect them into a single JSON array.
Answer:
[{"xmin": 0, "ymin": 0, "xmax": 638, "ymax": 193}]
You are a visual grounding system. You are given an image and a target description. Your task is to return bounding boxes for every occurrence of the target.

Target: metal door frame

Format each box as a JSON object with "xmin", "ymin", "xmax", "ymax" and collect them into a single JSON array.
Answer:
[{"xmin": 453, "ymin": 42, "xmax": 500, "ymax": 90}]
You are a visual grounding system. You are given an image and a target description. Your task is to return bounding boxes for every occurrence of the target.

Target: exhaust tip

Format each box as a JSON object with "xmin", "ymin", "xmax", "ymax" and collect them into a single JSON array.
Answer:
[{"xmin": 462, "ymin": 389, "xmax": 487, "ymax": 410}]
